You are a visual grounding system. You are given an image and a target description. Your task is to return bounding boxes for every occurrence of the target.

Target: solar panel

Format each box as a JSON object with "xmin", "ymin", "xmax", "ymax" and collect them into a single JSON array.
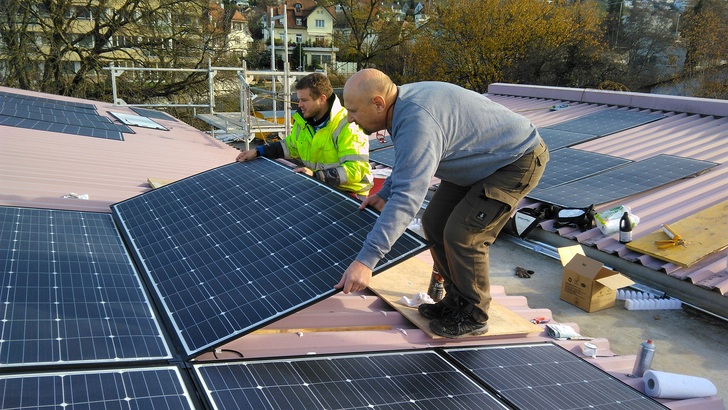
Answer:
[
  {"xmin": 112, "ymin": 158, "xmax": 428, "ymax": 358},
  {"xmin": 529, "ymin": 148, "xmax": 633, "ymax": 192},
  {"xmin": 131, "ymin": 107, "xmax": 178, "ymax": 122},
  {"xmin": 370, "ymin": 146, "xmax": 396, "ymax": 167},
  {"xmin": 539, "ymin": 128, "xmax": 598, "ymax": 150},
  {"xmin": 444, "ymin": 343, "xmax": 668, "ymax": 410},
  {"xmin": 0, "ymin": 367, "xmax": 195, "ymax": 409},
  {"xmin": 369, "ymin": 137, "xmax": 393, "ymax": 151},
  {"xmin": 110, "ymin": 111, "xmax": 169, "ymax": 130},
  {"xmin": 0, "ymin": 206, "xmax": 170, "ymax": 367},
  {"xmin": 527, "ymin": 154, "xmax": 717, "ymax": 207},
  {"xmin": 0, "ymin": 91, "xmax": 129, "ymax": 140},
  {"xmin": 194, "ymin": 351, "xmax": 508, "ymax": 409},
  {"xmin": 546, "ymin": 109, "xmax": 665, "ymax": 137}
]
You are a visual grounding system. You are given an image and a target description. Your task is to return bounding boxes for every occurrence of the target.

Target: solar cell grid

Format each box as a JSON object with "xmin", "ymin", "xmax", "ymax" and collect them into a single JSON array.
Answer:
[
  {"xmin": 112, "ymin": 158, "xmax": 428, "ymax": 357},
  {"xmin": 547, "ymin": 109, "xmax": 665, "ymax": 137},
  {"xmin": 370, "ymin": 146, "xmax": 396, "ymax": 167},
  {"xmin": 445, "ymin": 343, "xmax": 668, "ymax": 410},
  {"xmin": 529, "ymin": 148, "xmax": 633, "ymax": 192},
  {"xmin": 0, "ymin": 367, "xmax": 194, "ymax": 409},
  {"xmin": 131, "ymin": 106, "xmax": 178, "ymax": 122},
  {"xmin": 194, "ymin": 351, "xmax": 508, "ymax": 409},
  {"xmin": 0, "ymin": 206, "xmax": 170, "ymax": 367}
]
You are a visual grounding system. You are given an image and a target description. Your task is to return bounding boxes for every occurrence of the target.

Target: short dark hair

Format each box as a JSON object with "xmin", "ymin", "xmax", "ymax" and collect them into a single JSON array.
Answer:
[{"xmin": 295, "ymin": 73, "xmax": 333, "ymax": 99}]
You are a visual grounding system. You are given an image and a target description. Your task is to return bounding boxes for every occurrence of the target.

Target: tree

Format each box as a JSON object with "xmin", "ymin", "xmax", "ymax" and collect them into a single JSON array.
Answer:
[
  {"xmin": 322, "ymin": 0, "xmax": 423, "ymax": 70},
  {"xmin": 679, "ymin": 0, "xmax": 728, "ymax": 98},
  {"xmin": 617, "ymin": 2, "xmax": 677, "ymax": 90},
  {"xmin": 0, "ymin": 0, "xmax": 235, "ymax": 101},
  {"xmin": 406, "ymin": 0, "xmax": 608, "ymax": 93}
]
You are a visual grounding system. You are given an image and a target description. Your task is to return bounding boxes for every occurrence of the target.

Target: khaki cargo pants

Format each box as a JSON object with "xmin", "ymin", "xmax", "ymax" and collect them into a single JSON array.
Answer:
[{"xmin": 421, "ymin": 139, "xmax": 549, "ymax": 323}]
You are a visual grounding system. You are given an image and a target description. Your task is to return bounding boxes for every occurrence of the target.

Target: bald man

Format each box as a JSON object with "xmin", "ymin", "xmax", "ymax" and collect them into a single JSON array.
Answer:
[{"xmin": 337, "ymin": 69, "xmax": 549, "ymax": 338}]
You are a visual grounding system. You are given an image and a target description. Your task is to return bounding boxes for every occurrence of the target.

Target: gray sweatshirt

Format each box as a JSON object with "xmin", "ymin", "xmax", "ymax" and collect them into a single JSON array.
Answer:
[{"xmin": 356, "ymin": 81, "xmax": 540, "ymax": 269}]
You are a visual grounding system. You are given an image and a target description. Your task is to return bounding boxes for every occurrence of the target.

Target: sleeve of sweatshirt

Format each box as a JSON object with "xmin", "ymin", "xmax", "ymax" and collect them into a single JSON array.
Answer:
[{"xmin": 355, "ymin": 111, "xmax": 441, "ymax": 269}]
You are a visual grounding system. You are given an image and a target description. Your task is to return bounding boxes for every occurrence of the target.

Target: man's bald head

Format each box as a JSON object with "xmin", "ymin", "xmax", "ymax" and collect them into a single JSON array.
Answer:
[
  {"xmin": 345, "ymin": 68, "xmax": 395, "ymax": 101},
  {"xmin": 343, "ymin": 69, "xmax": 398, "ymax": 135}
]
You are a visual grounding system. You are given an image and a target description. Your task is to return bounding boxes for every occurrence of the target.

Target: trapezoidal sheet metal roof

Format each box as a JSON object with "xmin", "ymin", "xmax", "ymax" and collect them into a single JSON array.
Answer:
[
  {"xmin": 486, "ymin": 83, "xmax": 728, "ymax": 303},
  {"xmin": 0, "ymin": 86, "xmax": 238, "ymax": 213}
]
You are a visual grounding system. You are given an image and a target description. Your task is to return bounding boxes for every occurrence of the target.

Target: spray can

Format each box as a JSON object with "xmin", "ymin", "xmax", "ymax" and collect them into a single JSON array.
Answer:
[{"xmin": 631, "ymin": 339, "xmax": 656, "ymax": 377}]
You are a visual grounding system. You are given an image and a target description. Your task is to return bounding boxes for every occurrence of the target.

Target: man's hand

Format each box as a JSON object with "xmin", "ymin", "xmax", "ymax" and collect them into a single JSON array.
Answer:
[
  {"xmin": 335, "ymin": 260, "xmax": 372, "ymax": 294},
  {"xmin": 359, "ymin": 194, "xmax": 386, "ymax": 211},
  {"xmin": 236, "ymin": 149, "xmax": 258, "ymax": 162},
  {"xmin": 293, "ymin": 167, "xmax": 314, "ymax": 177}
]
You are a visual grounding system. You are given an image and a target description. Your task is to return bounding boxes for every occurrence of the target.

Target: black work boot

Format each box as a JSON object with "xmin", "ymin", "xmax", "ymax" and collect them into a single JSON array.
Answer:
[
  {"xmin": 417, "ymin": 296, "xmax": 455, "ymax": 320},
  {"xmin": 429, "ymin": 302, "xmax": 488, "ymax": 338}
]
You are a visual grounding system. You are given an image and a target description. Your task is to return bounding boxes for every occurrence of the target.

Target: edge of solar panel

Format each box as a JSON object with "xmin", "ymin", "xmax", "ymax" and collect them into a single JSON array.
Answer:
[
  {"xmin": 111, "ymin": 158, "xmax": 429, "ymax": 359},
  {"xmin": 192, "ymin": 349, "xmax": 509, "ymax": 410},
  {"xmin": 0, "ymin": 206, "xmax": 172, "ymax": 368},
  {"xmin": 0, "ymin": 366, "xmax": 197, "ymax": 409},
  {"xmin": 443, "ymin": 342, "xmax": 669, "ymax": 410},
  {"xmin": 109, "ymin": 111, "xmax": 169, "ymax": 131},
  {"xmin": 130, "ymin": 107, "xmax": 178, "ymax": 122}
]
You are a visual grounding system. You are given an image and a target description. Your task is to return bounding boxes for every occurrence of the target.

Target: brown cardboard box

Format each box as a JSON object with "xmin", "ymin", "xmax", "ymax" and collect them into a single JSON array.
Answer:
[{"xmin": 558, "ymin": 245, "xmax": 635, "ymax": 312}]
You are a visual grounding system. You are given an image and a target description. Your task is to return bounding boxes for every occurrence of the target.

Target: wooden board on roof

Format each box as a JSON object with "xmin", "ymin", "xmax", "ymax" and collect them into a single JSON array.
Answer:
[
  {"xmin": 369, "ymin": 255, "xmax": 542, "ymax": 338},
  {"xmin": 626, "ymin": 200, "xmax": 728, "ymax": 268}
]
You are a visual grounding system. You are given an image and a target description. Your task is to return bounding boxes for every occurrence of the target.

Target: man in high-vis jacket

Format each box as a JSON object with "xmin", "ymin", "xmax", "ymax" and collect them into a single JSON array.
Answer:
[{"xmin": 236, "ymin": 73, "xmax": 372, "ymax": 198}]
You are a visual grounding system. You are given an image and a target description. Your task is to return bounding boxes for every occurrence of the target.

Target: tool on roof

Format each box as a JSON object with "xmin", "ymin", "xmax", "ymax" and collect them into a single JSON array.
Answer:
[{"xmin": 654, "ymin": 223, "xmax": 687, "ymax": 249}]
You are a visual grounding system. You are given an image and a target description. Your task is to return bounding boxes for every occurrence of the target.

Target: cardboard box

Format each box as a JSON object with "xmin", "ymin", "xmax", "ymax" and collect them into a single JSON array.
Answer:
[{"xmin": 558, "ymin": 245, "xmax": 635, "ymax": 312}]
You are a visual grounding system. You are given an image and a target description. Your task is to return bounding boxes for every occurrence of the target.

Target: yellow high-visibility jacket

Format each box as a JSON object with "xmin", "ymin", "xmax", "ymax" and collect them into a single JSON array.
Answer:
[{"xmin": 281, "ymin": 94, "xmax": 372, "ymax": 195}]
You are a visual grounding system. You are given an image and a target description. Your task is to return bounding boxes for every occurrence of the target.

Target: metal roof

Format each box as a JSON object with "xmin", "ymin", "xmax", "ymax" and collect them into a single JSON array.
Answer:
[{"xmin": 486, "ymin": 83, "xmax": 728, "ymax": 306}]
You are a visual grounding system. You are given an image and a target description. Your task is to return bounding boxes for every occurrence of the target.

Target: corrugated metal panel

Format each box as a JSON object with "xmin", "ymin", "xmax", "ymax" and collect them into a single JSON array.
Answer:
[
  {"xmin": 0, "ymin": 86, "xmax": 238, "ymax": 213},
  {"xmin": 488, "ymin": 86, "xmax": 728, "ymax": 299}
]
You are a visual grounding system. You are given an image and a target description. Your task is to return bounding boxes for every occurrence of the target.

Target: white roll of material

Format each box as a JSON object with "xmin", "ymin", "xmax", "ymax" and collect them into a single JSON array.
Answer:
[{"xmin": 643, "ymin": 370, "xmax": 717, "ymax": 399}]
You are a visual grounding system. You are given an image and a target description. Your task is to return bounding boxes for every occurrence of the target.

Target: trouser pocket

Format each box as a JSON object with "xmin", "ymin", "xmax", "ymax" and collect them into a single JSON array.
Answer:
[{"xmin": 464, "ymin": 185, "xmax": 519, "ymax": 232}]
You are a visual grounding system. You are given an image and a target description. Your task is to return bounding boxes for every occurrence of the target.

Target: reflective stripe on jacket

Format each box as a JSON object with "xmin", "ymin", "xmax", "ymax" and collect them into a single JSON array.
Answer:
[{"xmin": 282, "ymin": 94, "xmax": 372, "ymax": 195}]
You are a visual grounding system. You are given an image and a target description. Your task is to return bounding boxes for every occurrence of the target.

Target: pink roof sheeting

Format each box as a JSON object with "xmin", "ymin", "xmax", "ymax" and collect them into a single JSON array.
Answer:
[{"xmin": 486, "ymin": 84, "xmax": 728, "ymax": 309}]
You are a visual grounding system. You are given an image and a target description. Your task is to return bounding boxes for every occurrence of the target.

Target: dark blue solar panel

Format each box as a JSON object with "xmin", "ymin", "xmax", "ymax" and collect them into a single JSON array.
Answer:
[
  {"xmin": 194, "ymin": 351, "xmax": 508, "ymax": 409},
  {"xmin": 369, "ymin": 137, "xmax": 393, "ymax": 151},
  {"xmin": 539, "ymin": 128, "xmax": 597, "ymax": 150},
  {"xmin": 0, "ymin": 367, "xmax": 194, "ymax": 409},
  {"xmin": 0, "ymin": 206, "xmax": 170, "ymax": 366},
  {"xmin": 546, "ymin": 109, "xmax": 665, "ymax": 137},
  {"xmin": 0, "ymin": 91, "xmax": 129, "ymax": 140},
  {"xmin": 370, "ymin": 146, "xmax": 396, "ymax": 167},
  {"xmin": 112, "ymin": 158, "xmax": 428, "ymax": 357},
  {"xmin": 445, "ymin": 343, "xmax": 668, "ymax": 410},
  {"xmin": 529, "ymin": 148, "xmax": 633, "ymax": 192},
  {"xmin": 528, "ymin": 154, "xmax": 717, "ymax": 207}
]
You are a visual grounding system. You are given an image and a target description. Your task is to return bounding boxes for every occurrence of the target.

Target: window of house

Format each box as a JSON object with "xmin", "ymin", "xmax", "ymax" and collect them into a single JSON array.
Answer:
[
  {"xmin": 296, "ymin": 18, "xmax": 302, "ymax": 26},
  {"xmin": 296, "ymin": 34, "xmax": 302, "ymax": 43},
  {"xmin": 315, "ymin": 19, "xmax": 325, "ymax": 28},
  {"xmin": 294, "ymin": 3, "xmax": 302, "ymax": 13}
]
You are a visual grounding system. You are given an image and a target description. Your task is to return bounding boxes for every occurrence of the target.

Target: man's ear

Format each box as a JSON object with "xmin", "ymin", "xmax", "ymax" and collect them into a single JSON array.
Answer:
[{"xmin": 372, "ymin": 95, "xmax": 386, "ymax": 113}]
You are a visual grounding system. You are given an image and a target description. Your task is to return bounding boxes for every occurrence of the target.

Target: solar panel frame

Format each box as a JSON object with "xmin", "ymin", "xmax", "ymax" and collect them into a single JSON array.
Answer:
[
  {"xmin": 527, "ymin": 154, "xmax": 717, "ymax": 207},
  {"xmin": 193, "ymin": 350, "xmax": 509, "ymax": 410},
  {"xmin": 112, "ymin": 158, "xmax": 429, "ymax": 358},
  {"xmin": 0, "ymin": 206, "xmax": 171, "ymax": 367},
  {"xmin": 130, "ymin": 107, "xmax": 178, "ymax": 122},
  {"xmin": 0, "ymin": 366, "xmax": 196, "ymax": 410},
  {"xmin": 444, "ymin": 343, "xmax": 669, "ymax": 410}
]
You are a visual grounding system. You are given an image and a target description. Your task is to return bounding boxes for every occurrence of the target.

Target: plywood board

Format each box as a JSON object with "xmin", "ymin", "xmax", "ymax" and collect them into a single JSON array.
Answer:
[
  {"xmin": 369, "ymin": 256, "xmax": 542, "ymax": 338},
  {"xmin": 147, "ymin": 177, "xmax": 173, "ymax": 189},
  {"xmin": 626, "ymin": 201, "xmax": 728, "ymax": 267}
]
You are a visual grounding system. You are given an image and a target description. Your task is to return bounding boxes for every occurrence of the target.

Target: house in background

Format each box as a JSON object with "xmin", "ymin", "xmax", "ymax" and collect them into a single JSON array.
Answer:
[{"xmin": 261, "ymin": 0, "xmax": 338, "ymax": 70}]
